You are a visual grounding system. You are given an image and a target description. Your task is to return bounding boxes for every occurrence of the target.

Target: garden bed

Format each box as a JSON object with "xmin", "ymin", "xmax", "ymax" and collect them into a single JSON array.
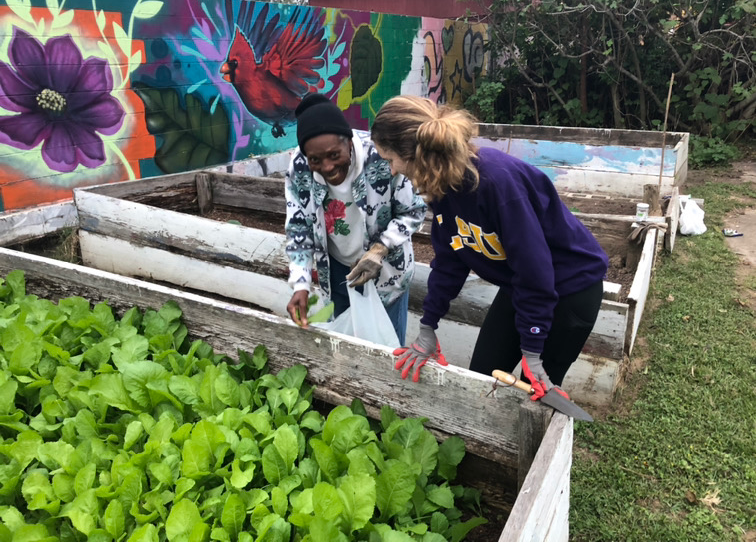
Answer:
[{"xmin": 0, "ymin": 247, "xmax": 575, "ymax": 541}]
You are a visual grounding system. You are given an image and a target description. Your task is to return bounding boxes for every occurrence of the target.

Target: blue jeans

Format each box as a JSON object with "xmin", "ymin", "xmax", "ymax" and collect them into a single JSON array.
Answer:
[{"xmin": 329, "ymin": 256, "xmax": 409, "ymax": 345}]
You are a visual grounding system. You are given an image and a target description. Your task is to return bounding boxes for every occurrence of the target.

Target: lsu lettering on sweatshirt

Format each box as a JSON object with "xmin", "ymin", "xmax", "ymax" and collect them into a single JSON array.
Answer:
[{"xmin": 420, "ymin": 147, "xmax": 609, "ymax": 353}]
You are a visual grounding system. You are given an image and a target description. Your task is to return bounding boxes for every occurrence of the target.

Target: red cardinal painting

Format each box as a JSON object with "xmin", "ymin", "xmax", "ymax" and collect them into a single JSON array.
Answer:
[{"xmin": 221, "ymin": 2, "xmax": 327, "ymax": 138}]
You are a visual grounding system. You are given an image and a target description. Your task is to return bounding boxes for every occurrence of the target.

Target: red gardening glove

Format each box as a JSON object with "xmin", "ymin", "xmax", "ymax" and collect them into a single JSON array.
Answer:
[
  {"xmin": 521, "ymin": 351, "xmax": 570, "ymax": 401},
  {"xmin": 393, "ymin": 324, "xmax": 448, "ymax": 382}
]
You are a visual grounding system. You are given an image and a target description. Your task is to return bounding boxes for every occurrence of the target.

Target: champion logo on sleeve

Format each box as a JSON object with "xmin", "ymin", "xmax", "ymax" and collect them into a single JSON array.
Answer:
[{"xmin": 530, "ymin": 327, "xmax": 541, "ymax": 334}]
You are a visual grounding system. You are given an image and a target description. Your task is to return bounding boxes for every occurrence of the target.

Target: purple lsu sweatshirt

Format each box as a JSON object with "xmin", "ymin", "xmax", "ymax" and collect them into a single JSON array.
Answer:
[{"xmin": 420, "ymin": 147, "xmax": 609, "ymax": 353}]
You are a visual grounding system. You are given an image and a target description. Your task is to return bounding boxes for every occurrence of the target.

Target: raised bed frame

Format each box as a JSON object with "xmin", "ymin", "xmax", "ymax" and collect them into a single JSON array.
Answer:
[{"xmin": 0, "ymin": 247, "xmax": 573, "ymax": 541}]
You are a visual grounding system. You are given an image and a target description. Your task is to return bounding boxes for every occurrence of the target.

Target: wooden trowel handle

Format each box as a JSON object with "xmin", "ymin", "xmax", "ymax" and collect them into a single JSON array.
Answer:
[{"xmin": 492, "ymin": 370, "xmax": 535, "ymax": 395}]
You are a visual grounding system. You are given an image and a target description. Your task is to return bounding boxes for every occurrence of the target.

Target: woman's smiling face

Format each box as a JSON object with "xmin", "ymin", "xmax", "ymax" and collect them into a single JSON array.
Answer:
[{"xmin": 303, "ymin": 134, "xmax": 352, "ymax": 185}]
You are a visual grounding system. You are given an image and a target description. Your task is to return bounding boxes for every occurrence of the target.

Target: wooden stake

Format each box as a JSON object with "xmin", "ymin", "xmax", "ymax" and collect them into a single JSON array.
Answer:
[{"xmin": 657, "ymin": 73, "xmax": 675, "ymax": 191}]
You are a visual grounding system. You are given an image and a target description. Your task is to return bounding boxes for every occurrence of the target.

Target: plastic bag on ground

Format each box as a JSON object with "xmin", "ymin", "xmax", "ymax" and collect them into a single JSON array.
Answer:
[
  {"xmin": 313, "ymin": 280, "xmax": 400, "ymax": 349},
  {"xmin": 679, "ymin": 195, "xmax": 707, "ymax": 236}
]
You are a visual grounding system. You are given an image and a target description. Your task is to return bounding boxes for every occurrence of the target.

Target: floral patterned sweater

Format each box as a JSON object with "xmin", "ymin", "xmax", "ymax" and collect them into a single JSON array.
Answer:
[{"xmin": 285, "ymin": 130, "xmax": 427, "ymax": 306}]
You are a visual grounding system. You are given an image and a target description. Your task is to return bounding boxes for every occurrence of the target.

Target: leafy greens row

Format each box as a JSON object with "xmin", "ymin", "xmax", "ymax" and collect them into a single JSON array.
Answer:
[{"xmin": 0, "ymin": 270, "xmax": 486, "ymax": 541}]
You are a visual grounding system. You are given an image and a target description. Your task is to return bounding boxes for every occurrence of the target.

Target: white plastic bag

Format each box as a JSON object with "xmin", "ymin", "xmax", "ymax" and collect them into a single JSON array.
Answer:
[
  {"xmin": 679, "ymin": 196, "xmax": 707, "ymax": 236},
  {"xmin": 314, "ymin": 281, "xmax": 400, "ymax": 348}
]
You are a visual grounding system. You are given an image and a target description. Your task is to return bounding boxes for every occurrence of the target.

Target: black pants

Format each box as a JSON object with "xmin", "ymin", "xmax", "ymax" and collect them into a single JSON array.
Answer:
[{"xmin": 468, "ymin": 280, "xmax": 604, "ymax": 386}]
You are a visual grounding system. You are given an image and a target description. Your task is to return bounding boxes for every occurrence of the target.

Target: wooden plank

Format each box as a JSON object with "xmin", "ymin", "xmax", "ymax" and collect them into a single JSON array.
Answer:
[
  {"xmin": 0, "ymin": 247, "xmax": 530, "ymax": 469},
  {"xmin": 477, "ymin": 122, "xmax": 687, "ymax": 148},
  {"xmin": 196, "ymin": 172, "xmax": 213, "ymax": 215},
  {"xmin": 498, "ymin": 412, "xmax": 573, "ymax": 541},
  {"xmin": 625, "ymin": 228, "xmax": 657, "ymax": 356},
  {"xmin": 0, "ymin": 202, "xmax": 78, "ymax": 246},
  {"xmin": 518, "ymin": 401, "xmax": 553, "ymax": 490},
  {"xmin": 665, "ymin": 187, "xmax": 680, "ymax": 252},
  {"xmin": 74, "ymin": 190, "xmax": 290, "ymax": 277},
  {"xmin": 207, "ymin": 172, "xmax": 289, "ymax": 215},
  {"xmin": 78, "ymin": 172, "xmax": 199, "ymax": 212}
]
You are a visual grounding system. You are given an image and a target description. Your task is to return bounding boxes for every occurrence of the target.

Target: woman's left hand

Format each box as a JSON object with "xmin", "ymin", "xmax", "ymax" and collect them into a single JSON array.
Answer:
[{"xmin": 346, "ymin": 242, "xmax": 388, "ymax": 286}]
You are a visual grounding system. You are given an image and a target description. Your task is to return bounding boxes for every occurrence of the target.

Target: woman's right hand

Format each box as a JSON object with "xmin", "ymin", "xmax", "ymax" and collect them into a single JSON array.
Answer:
[{"xmin": 287, "ymin": 291, "xmax": 310, "ymax": 328}]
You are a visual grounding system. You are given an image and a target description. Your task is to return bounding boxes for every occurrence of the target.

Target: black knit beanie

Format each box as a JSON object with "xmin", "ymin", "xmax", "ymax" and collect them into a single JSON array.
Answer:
[{"xmin": 295, "ymin": 93, "xmax": 353, "ymax": 149}]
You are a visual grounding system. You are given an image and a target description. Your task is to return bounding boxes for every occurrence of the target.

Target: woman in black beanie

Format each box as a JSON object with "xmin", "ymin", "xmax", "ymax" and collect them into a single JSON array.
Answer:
[{"xmin": 284, "ymin": 93, "xmax": 427, "ymax": 346}]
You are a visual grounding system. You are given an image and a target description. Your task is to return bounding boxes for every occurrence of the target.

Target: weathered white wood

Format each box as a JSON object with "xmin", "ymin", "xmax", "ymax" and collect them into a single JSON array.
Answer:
[
  {"xmin": 475, "ymin": 124, "xmax": 688, "ymax": 198},
  {"xmin": 79, "ymin": 231, "xmax": 291, "ymax": 315},
  {"xmin": 206, "ymin": 151, "xmax": 291, "ymax": 178},
  {"xmin": 499, "ymin": 413, "xmax": 573, "ymax": 542},
  {"xmin": 518, "ymin": 401, "xmax": 553, "ymax": 490},
  {"xmin": 74, "ymin": 189, "xmax": 290, "ymax": 276},
  {"xmin": 196, "ymin": 173, "xmax": 213, "ymax": 215},
  {"xmin": 625, "ymin": 228, "xmax": 657, "ymax": 356},
  {"xmin": 0, "ymin": 202, "xmax": 78, "ymax": 246},
  {"xmin": 665, "ymin": 186, "xmax": 680, "ymax": 252}
]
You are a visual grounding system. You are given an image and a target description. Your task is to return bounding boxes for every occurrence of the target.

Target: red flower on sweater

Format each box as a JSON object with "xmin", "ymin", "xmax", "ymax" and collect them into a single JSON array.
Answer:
[{"xmin": 324, "ymin": 199, "xmax": 347, "ymax": 234}]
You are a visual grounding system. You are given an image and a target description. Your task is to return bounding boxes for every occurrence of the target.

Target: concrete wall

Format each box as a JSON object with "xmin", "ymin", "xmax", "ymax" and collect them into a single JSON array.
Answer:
[{"xmin": 0, "ymin": 0, "xmax": 488, "ymax": 212}]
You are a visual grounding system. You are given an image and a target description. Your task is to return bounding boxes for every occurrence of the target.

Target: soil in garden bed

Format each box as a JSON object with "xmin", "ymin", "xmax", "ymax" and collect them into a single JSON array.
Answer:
[{"xmin": 204, "ymin": 206, "xmax": 634, "ymax": 303}]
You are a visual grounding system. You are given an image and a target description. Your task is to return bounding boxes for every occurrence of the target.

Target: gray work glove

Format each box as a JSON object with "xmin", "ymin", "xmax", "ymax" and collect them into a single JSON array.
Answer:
[
  {"xmin": 521, "ymin": 349, "xmax": 557, "ymax": 400},
  {"xmin": 393, "ymin": 324, "xmax": 448, "ymax": 382},
  {"xmin": 346, "ymin": 242, "xmax": 388, "ymax": 287}
]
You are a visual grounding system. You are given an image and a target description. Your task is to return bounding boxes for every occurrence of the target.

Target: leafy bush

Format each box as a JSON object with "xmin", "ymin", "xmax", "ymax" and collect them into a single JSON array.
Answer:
[
  {"xmin": 689, "ymin": 135, "xmax": 741, "ymax": 169},
  {"xmin": 0, "ymin": 270, "xmax": 485, "ymax": 540}
]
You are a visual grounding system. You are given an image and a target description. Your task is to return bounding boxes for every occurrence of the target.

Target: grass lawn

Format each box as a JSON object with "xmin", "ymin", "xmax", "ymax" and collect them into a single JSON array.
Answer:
[{"xmin": 570, "ymin": 174, "xmax": 756, "ymax": 542}]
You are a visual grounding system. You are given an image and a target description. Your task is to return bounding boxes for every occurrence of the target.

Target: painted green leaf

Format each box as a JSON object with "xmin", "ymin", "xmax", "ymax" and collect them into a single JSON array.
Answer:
[
  {"xmin": 376, "ymin": 460, "xmax": 415, "ymax": 519},
  {"xmin": 350, "ymin": 25, "xmax": 382, "ymax": 98},
  {"xmin": 166, "ymin": 499, "xmax": 204, "ymax": 540},
  {"xmin": 338, "ymin": 473, "xmax": 376, "ymax": 531},
  {"xmin": 132, "ymin": 82, "xmax": 230, "ymax": 174},
  {"xmin": 133, "ymin": 0, "xmax": 163, "ymax": 18},
  {"xmin": 104, "ymin": 499, "xmax": 125, "ymax": 538}
]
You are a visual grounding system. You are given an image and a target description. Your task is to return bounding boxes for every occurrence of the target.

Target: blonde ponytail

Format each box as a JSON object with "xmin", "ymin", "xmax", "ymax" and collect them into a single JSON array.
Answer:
[{"xmin": 372, "ymin": 95, "xmax": 478, "ymax": 200}]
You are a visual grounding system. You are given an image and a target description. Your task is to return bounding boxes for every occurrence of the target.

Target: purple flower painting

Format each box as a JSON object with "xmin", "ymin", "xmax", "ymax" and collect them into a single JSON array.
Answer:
[{"xmin": 0, "ymin": 27, "xmax": 125, "ymax": 173}]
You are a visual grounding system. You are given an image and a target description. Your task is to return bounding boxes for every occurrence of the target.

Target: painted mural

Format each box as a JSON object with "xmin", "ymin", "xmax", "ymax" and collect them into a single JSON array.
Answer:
[{"xmin": 0, "ymin": 0, "xmax": 487, "ymax": 212}]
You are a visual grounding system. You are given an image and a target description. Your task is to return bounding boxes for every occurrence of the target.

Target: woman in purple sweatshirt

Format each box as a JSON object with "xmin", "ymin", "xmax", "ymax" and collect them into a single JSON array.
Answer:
[{"xmin": 371, "ymin": 95, "xmax": 608, "ymax": 398}]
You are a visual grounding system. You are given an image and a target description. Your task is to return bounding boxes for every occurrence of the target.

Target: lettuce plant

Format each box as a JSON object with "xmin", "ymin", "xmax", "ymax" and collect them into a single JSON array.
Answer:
[{"xmin": 0, "ymin": 270, "xmax": 486, "ymax": 540}]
